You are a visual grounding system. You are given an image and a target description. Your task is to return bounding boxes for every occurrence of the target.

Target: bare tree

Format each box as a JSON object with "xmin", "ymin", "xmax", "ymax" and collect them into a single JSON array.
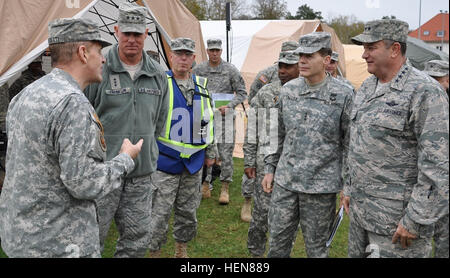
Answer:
[
  {"xmin": 252, "ymin": 0, "xmax": 287, "ymax": 19},
  {"xmin": 206, "ymin": 0, "xmax": 250, "ymax": 20}
]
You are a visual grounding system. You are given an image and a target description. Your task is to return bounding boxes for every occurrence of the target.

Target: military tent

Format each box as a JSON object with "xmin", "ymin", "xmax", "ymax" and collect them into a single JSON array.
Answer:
[
  {"xmin": 200, "ymin": 20, "xmax": 348, "ymax": 91},
  {"xmin": 406, "ymin": 36, "xmax": 449, "ymax": 70},
  {"xmin": 0, "ymin": 0, "xmax": 207, "ymax": 86}
]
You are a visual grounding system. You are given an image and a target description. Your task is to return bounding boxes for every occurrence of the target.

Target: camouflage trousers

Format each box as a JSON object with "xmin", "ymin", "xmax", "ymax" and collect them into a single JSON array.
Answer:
[
  {"xmin": 348, "ymin": 213, "xmax": 432, "ymax": 258},
  {"xmin": 433, "ymin": 213, "xmax": 449, "ymax": 258},
  {"xmin": 96, "ymin": 174, "xmax": 153, "ymax": 258},
  {"xmin": 0, "ymin": 155, "xmax": 4, "ymax": 194},
  {"xmin": 215, "ymin": 112, "xmax": 235, "ymax": 183},
  {"xmin": 241, "ymin": 174, "xmax": 255, "ymax": 198},
  {"xmin": 217, "ymin": 142, "xmax": 235, "ymax": 183},
  {"xmin": 149, "ymin": 169, "xmax": 202, "ymax": 251},
  {"xmin": 247, "ymin": 172, "xmax": 271, "ymax": 256},
  {"xmin": 267, "ymin": 184, "xmax": 336, "ymax": 258}
]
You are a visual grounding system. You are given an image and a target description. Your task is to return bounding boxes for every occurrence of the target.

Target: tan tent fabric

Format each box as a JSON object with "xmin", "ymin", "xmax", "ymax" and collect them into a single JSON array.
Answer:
[
  {"xmin": 144, "ymin": 0, "xmax": 207, "ymax": 66},
  {"xmin": 343, "ymin": 44, "xmax": 370, "ymax": 89},
  {"xmin": 0, "ymin": 0, "xmax": 94, "ymax": 77},
  {"xmin": 240, "ymin": 20, "xmax": 348, "ymax": 93},
  {"xmin": 240, "ymin": 20, "xmax": 320, "ymax": 92},
  {"xmin": 0, "ymin": 0, "xmax": 207, "ymax": 86}
]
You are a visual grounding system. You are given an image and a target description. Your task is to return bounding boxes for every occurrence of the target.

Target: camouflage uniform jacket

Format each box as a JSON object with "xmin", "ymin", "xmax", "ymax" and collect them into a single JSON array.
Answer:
[
  {"xmin": 345, "ymin": 62, "xmax": 449, "ymax": 237},
  {"xmin": 85, "ymin": 44, "xmax": 169, "ymax": 178},
  {"xmin": 248, "ymin": 63, "xmax": 279, "ymax": 103},
  {"xmin": 8, "ymin": 69, "xmax": 46, "ymax": 101},
  {"xmin": 265, "ymin": 75, "xmax": 353, "ymax": 194},
  {"xmin": 0, "ymin": 68, "xmax": 135, "ymax": 257},
  {"xmin": 244, "ymin": 80, "xmax": 282, "ymax": 171},
  {"xmin": 193, "ymin": 59, "xmax": 247, "ymax": 108},
  {"xmin": 336, "ymin": 75, "xmax": 354, "ymax": 90}
]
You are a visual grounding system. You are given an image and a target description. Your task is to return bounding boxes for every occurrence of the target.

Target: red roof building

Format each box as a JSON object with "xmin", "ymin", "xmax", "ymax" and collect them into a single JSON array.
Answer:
[{"xmin": 409, "ymin": 12, "xmax": 449, "ymax": 54}]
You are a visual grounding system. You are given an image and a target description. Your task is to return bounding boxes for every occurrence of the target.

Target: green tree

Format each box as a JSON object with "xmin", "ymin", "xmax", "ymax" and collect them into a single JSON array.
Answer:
[
  {"xmin": 180, "ymin": 0, "xmax": 208, "ymax": 20},
  {"xmin": 287, "ymin": 4, "xmax": 323, "ymax": 20},
  {"xmin": 252, "ymin": 0, "xmax": 288, "ymax": 19},
  {"xmin": 327, "ymin": 15, "xmax": 365, "ymax": 44}
]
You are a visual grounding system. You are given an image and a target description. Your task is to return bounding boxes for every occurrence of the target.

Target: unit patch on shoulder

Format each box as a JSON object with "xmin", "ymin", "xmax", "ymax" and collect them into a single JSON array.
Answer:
[
  {"xmin": 91, "ymin": 111, "xmax": 107, "ymax": 152},
  {"xmin": 259, "ymin": 74, "xmax": 268, "ymax": 84}
]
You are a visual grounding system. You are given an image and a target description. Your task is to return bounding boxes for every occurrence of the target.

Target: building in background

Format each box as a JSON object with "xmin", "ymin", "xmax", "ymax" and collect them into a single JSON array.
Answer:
[{"xmin": 409, "ymin": 12, "xmax": 449, "ymax": 55}]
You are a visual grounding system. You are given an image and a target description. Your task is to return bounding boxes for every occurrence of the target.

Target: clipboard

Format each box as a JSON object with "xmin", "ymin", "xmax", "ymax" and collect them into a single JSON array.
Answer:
[{"xmin": 326, "ymin": 205, "xmax": 344, "ymax": 247}]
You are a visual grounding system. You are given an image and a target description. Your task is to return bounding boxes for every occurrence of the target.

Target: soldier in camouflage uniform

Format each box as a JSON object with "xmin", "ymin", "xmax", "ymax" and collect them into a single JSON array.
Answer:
[
  {"xmin": 423, "ymin": 60, "xmax": 449, "ymax": 97},
  {"xmin": 193, "ymin": 39, "xmax": 247, "ymax": 205},
  {"xmin": 0, "ymin": 83, "xmax": 8, "ymax": 195},
  {"xmin": 84, "ymin": 3, "xmax": 169, "ymax": 258},
  {"xmin": 342, "ymin": 19, "xmax": 449, "ymax": 258},
  {"xmin": 262, "ymin": 32, "xmax": 354, "ymax": 258},
  {"xmin": 240, "ymin": 41, "xmax": 300, "ymax": 223},
  {"xmin": 422, "ymin": 59, "xmax": 449, "ymax": 258},
  {"xmin": 326, "ymin": 51, "xmax": 354, "ymax": 89},
  {"xmin": 247, "ymin": 41, "xmax": 300, "ymax": 103},
  {"xmin": 148, "ymin": 38, "xmax": 216, "ymax": 258},
  {"xmin": 244, "ymin": 50, "xmax": 300, "ymax": 257},
  {"xmin": 8, "ymin": 56, "xmax": 46, "ymax": 102},
  {"xmin": 0, "ymin": 18, "xmax": 143, "ymax": 258}
]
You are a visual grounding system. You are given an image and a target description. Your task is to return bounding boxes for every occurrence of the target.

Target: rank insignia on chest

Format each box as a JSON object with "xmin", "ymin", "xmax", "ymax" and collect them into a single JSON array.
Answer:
[
  {"xmin": 330, "ymin": 93, "xmax": 337, "ymax": 102},
  {"xmin": 110, "ymin": 75, "xmax": 121, "ymax": 90}
]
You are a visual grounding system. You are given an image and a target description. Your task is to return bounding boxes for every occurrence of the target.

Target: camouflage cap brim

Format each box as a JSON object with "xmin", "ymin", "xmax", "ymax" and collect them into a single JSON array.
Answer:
[
  {"xmin": 351, "ymin": 33, "xmax": 383, "ymax": 45},
  {"xmin": 172, "ymin": 47, "xmax": 195, "ymax": 53},
  {"xmin": 208, "ymin": 45, "xmax": 222, "ymax": 50},
  {"xmin": 294, "ymin": 45, "xmax": 322, "ymax": 54},
  {"xmin": 278, "ymin": 51, "xmax": 299, "ymax": 64},
  {"xmin": 95, "ymin": 39, "xmax": 112, "ymax": 48},
  {"xmin": 424, "ymin": 70, "xmax": 448, "ymax": 77},
  {"xmin": 119, "ymin": 24, "xmax": 146, "ymax": 34}
]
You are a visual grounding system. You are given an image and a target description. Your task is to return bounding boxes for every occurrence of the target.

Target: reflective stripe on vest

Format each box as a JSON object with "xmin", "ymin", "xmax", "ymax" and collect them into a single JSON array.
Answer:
[{"xmin": 158, "ymin": 74, "xmax": 214, "ymax": 159}]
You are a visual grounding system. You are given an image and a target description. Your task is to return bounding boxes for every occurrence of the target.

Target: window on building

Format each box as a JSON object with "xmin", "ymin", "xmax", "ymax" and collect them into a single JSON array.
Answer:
[
  {"xmin": 436, "ymin": 46, "xmax": 443, "ymax": 51},
  {"xmin": 437, "ymin": 30, "xmax": 445, "ymax": 37},
  {"xmin": 423, "ymin": 30, "xmax": 430, "ymax": 36}
]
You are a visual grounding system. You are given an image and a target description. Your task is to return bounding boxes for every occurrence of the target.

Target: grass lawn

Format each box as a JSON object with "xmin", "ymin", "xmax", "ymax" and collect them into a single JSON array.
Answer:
[{"xmin": 0, "ymin": 157, "xmax": 350, "ymax": 258}]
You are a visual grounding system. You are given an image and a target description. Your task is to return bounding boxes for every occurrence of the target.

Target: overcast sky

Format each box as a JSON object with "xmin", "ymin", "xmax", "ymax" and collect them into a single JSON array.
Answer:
[{"xmin": 285, "ymin": 0, "xmax": 449, "ymax": 30}]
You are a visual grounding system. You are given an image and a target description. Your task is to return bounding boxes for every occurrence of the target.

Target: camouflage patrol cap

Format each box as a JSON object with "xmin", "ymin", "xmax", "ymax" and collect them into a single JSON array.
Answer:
[
  {"xmin": 171, "ymin": 37, "xmax": 196, "ymax": 53},
  {"xmin": 278, "ymin": 51, "xmax": 300, "ymax": 65},
  {"xmin": 295, "ymin": 32, "xmax": 331, "ymax": 54},
  {"xmin": 118, "ymin": 3, "xmax": 147, "ymax": 33},
  {"xmin": 351, "ymin": 19, "xmax": 409, "ymax": 45},
  {"xmin": 48, "ymin": 18, "xmax": 111, "ymax": 47},
  {"xmin": 423, "ymin": 60, "xmax": 449, "ymax": 77},
  {"xmin": 281, "ymin": 41, "xmax": 299, "ymax": 52},
  {"xmin": 207, "ymin": 38, "xmax": 222, "ymax": 50},
  {"xmin": 331, "ymin": 51, "xmax": 339, "ymax": 61}
]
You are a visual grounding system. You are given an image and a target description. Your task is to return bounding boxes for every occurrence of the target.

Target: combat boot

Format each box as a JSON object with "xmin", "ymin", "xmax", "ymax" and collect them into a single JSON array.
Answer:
[
  {"xmin": 240, "ymin": 197, "xmax": 252, "ymax": 222},
  {"xmin": 174, "ymin": 242, "xmax": 188, "ymax": 258},
  {"xmin": 147, "ymin": 249, "xmax": 161, "ymax": 258},
  {"xmin": 202, "ymin": 181, "xmax": 211, "ymax": 199},
  {"xmin": 219, "ymin": 182, "xmax": 230, "ymax": 205}
]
